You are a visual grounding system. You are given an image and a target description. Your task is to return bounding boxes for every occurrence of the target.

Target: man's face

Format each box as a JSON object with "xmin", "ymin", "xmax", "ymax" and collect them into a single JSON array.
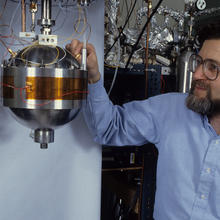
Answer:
[{"xmin": 186, "ymin": 39, "xmax": 220, "ymax": 115}]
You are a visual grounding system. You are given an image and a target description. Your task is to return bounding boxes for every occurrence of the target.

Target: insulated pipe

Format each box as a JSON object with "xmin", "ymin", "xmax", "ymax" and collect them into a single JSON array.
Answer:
[
  {"xmin": 177, "ymin": 47, "xmax": 194, "ymax": 93},
  {"xmin": 21, "ymin": 0, "xmax": 26, "ymax": 32}
]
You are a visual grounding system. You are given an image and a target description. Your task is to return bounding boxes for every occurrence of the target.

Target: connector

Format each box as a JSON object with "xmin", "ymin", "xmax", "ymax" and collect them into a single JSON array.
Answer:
[{"xmin": 8, "ymin": 49, "xmax": 17, "ymax": 58}]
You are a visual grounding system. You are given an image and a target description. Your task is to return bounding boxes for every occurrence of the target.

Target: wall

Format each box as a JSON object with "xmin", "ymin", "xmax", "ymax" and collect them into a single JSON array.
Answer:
[{"xmin": 0, "ymin": 1, "xmax": 104, "ymax": 220}]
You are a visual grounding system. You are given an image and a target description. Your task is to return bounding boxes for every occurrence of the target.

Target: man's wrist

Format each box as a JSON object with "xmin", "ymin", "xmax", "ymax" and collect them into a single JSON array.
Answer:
[{"xmin": 88, "ymin": 73, "xmax": 101, "ymax": 84}]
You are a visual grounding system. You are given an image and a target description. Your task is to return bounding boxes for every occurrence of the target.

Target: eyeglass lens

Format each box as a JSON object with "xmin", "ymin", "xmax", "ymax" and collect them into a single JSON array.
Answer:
[{"xmin": 189, "ymin": 55, "xmax": 219, "ymax": 80}]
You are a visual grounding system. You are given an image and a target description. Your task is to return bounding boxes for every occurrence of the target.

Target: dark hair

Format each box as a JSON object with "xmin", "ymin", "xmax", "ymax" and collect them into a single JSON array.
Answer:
[{"xmin": 197, "ymin": 22, "xmax": 220, "ymax": 46}]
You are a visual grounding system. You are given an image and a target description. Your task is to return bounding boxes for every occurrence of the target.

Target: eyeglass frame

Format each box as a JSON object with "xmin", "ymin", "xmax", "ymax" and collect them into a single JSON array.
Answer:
[{"xmin": 188, "ymin": 54, "xmax": 220, "ymax": 81}]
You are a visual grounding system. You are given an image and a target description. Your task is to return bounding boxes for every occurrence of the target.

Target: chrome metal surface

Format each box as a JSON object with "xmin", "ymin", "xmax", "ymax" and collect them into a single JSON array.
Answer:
[
  {"xmin": 42, "ymin": 0, "xmax": 51, "ymax": 20},
  {"xmin": 34, "ymin": 128, "xmax": 54, "ymax": 149},
  {"xmin": 4, "ymin": 66, "xmax": 84, "ymax": 78},
  {"xmin": 14, "ymin": 45, "xmax": 79, "ymax": 68},
  {"xmin": 4, "ymin": 99, "xmax": 83, "ymax": 110},
  {"xmin": 176, "ymin": 47, "xmax": 194, "ymax": 93},
  {"xmin": 9, "ymin": 108, "xmax": 80, "ymax": 129},
  {"xmin": 37, "ymin": 0, "xmax": 55, "ymax": 34}
]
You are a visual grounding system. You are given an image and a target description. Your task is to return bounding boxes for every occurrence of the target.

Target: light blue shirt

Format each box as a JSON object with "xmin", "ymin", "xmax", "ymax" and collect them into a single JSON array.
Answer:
[{"xmin": 83, "ymin": 79, "xmax": 220, "ymax": 220}]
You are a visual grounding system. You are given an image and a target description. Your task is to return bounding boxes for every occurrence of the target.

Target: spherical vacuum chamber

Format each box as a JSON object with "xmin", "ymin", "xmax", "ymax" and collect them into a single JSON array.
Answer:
[{"xmin": 2, "ymin": 45, "xmax": 88, "ymax": 148}]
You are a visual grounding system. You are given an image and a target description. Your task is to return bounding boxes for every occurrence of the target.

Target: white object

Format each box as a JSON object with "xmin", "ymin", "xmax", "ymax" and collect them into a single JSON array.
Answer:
[
  {"xmin": 19, "ymin": 32, "xmax": 36, "ymax": 39},
  {"xmin": 161, "ymin": 66, "xmax": 171, "ymax": 75},
  {"xmin": 196, "ymin": 0, "xmax": 206, "ymax": 10},
  {"xmin": 38, "ymin": 34, "xmax": 58, "ymax": 46},
  {"xmin": 184, "ymin": 0, "xmax": 197, "ymax": 4}
]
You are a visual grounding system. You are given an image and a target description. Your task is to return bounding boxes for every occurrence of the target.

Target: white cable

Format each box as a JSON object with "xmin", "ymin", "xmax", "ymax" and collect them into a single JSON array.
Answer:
[
  {"xmin": 82, "ymin": 6, "xmax": 92, "ymax": 42},
  {"xmin": 108, "ymin": 38, "xmax": 120, "ymax": 96},
  {"xmin": 1, "ymin": 1, "xmax": 21, "ymax": 60},
  {"xmin": 58, "ymin": 0, "xmax": 77, "ymax": 12},
  {"xmin": 9, "ymin": 0, "xmax": 21, "ymax": 30},
  {"xmin": 58, "ymin": 48, "xmax": 67, "ymax": 63}
]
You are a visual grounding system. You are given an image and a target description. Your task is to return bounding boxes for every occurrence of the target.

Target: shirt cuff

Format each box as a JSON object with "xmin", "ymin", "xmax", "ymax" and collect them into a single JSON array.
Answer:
[{"xmin": 87, "ymin": 77, "xmax": 108, "ymax": 100}]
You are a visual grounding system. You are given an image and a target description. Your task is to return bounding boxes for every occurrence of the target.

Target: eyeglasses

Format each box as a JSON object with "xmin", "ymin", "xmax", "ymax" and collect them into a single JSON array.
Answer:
[{"xmin": 188, "ymin": 54, "xmax": 220, "ymax": 81}]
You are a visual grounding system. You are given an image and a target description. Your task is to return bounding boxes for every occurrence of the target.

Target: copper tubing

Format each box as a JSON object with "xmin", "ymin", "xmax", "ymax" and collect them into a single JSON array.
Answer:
[
  {"xmin": 145, "ymin": 0, "xmax": 152, "ymax": 98},
  {"xmin": 21, "ymin": 0, "xmax": 26, "ymax": 32}
]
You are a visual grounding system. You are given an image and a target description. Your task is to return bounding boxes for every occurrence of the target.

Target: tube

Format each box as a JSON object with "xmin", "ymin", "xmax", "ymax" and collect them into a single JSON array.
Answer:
[{"xmin": 21, "ymin": 0, "xmax": 26, "ymax": 32}]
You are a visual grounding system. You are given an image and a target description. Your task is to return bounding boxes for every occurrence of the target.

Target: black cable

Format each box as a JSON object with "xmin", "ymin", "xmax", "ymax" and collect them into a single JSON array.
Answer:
[
  {"xmin": 125, "ymin": 0, "xmax": 164, "ymax": 69},
  {"xmin": 104, "ymin": 0, "xmax": 137, "ymax": 58}
]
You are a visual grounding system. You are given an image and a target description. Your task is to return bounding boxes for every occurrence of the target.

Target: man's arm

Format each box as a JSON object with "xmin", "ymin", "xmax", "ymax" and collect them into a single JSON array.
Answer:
[{"xmin": 66, "ymin": 39, "xmax": 159, "ymax": 146}]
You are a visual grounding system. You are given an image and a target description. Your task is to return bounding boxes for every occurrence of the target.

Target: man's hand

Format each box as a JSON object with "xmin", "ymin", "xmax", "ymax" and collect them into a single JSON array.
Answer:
[{"xmin": 66, "ymin": 39, "xmax": 101, "ymax": 84}]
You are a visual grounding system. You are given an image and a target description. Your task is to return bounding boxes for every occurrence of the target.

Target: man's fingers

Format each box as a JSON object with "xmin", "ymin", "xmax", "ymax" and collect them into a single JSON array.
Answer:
[
  {"xmin": 66, "ymin": 40, "xmax": 97, "ymax": 65},
  {"xmin": 66, "ymin": 39, "xmax": 81, "ymax": 56}
]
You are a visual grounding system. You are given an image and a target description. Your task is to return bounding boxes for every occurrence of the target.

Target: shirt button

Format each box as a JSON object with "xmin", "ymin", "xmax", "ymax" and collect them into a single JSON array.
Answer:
[
  {"xmin": 201, "ymin": 194, "xmax": 206, "ymax": 199},
  {"xmin": 206, "ymin": 168, "xmax": 211, "ymax": 173},
  {"xmin": 215, "ymin": 140, "xmax": 219, "ymax": 145}
]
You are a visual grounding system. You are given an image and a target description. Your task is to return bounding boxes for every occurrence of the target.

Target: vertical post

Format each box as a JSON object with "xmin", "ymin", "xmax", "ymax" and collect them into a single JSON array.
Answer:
[
  {"xmin": 21, "ymin": 0, "xmax": 26, "ymax": 32},
  {"xmin": 145, "ymin": 0, "xmax": 152, "ymax": 98},
  {"xmin": 38, "ymin": 0, "xmax": 54, "ymax": 35},
  {"xmin": 41, "ymin": 0, "xmax": 51, "ymax": 21}
]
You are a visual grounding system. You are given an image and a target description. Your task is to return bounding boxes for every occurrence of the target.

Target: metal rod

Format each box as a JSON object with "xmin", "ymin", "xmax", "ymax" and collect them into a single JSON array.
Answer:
[
  {"xmin": 41, "ymin": 0, "xmax": 51, "ymax": 20},
  {"xmin": 21, "ymin": 0, "xmax": 26, "ymax": 32},
  {"xmin": 145, "ymin": 0, "xmax": 152, "ymax": 98}
]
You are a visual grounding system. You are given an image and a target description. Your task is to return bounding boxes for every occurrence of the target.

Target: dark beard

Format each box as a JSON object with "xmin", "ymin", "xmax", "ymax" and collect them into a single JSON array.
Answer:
[{"xmin": 186, "ymin": 80, "xmax": 213, "ymax": 115}]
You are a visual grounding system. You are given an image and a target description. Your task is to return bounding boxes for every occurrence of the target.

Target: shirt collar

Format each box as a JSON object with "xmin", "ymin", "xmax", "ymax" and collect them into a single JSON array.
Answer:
[{"xmin": 202, "ymin": 114, "xmax": 219, "ymax": 137}]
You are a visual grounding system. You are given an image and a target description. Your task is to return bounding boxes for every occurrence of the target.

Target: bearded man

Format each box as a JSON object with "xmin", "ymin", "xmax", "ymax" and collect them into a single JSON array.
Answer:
[{"xmin": 66, "ymin": 23, "xmax": 220, "ymax": 220}]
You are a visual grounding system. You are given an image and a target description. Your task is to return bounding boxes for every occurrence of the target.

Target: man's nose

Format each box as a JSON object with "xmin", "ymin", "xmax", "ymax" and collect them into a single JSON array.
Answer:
[{"xmin": 192, "ymin": 64, "xmax": 207, "ymax": 80}]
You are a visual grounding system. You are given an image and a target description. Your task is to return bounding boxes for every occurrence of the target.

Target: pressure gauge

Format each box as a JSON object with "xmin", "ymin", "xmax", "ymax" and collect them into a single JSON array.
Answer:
[{"xmin": 196, "ymin": 0, "xmax": 206, "ymax": 10}]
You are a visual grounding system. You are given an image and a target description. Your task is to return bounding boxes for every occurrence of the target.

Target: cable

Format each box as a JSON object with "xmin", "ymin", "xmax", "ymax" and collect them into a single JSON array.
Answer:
[
  {"xmin": 59, "ymin": 4, "xmax": 91, "ymax": 43},
  {"xmin": 57, "ymin": 47, "xmax": 67, "ymax": 63},
  {"xmin": 104, "ymin": 0, "xmax": 137, "ymax": 58},
  {"xmin": 53, "ymin": 1, "xmax": 69, "ymax": 33},
  {"xmin": 58, "ymin": 4, "xmax": 82, "ymax": 42},
  {"xmin": 0, "ymin": 0, "xmax": 8, "ymax": 20},
  {"xmin": 20, "ymin": 43, "xmax": 60, "ymax": 66},
  {"xmin": 0, "ymin": 25, "xmax": 28, "ymax": 47},
  {"xmin": 19, "ymin": 87, "xmax": 88, "ymax": 107},
  {"xmin": 0, "ymin": 38, "xmax": 9, "ymax": 50},
  {"xmin": 9, "ymin": 0, "xmax": 21, "ymax": 30},
  {"xmin": 107, "ymin": 38, "xmax": 121, "ymax": 96},
  {"xmin": 54, "ymin": 1, "xmax": 81, "ymax": 33},
  {"xmin": 74, "ymin": 6, "xmax": 91, "ymax": 41},
  {"xmin": 125, "ymin": 0, "xmax": 164, "ymax": 69},
  {"xmin": 0, "ymin": 24, "xmax": 33, "ymax": 46}
]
